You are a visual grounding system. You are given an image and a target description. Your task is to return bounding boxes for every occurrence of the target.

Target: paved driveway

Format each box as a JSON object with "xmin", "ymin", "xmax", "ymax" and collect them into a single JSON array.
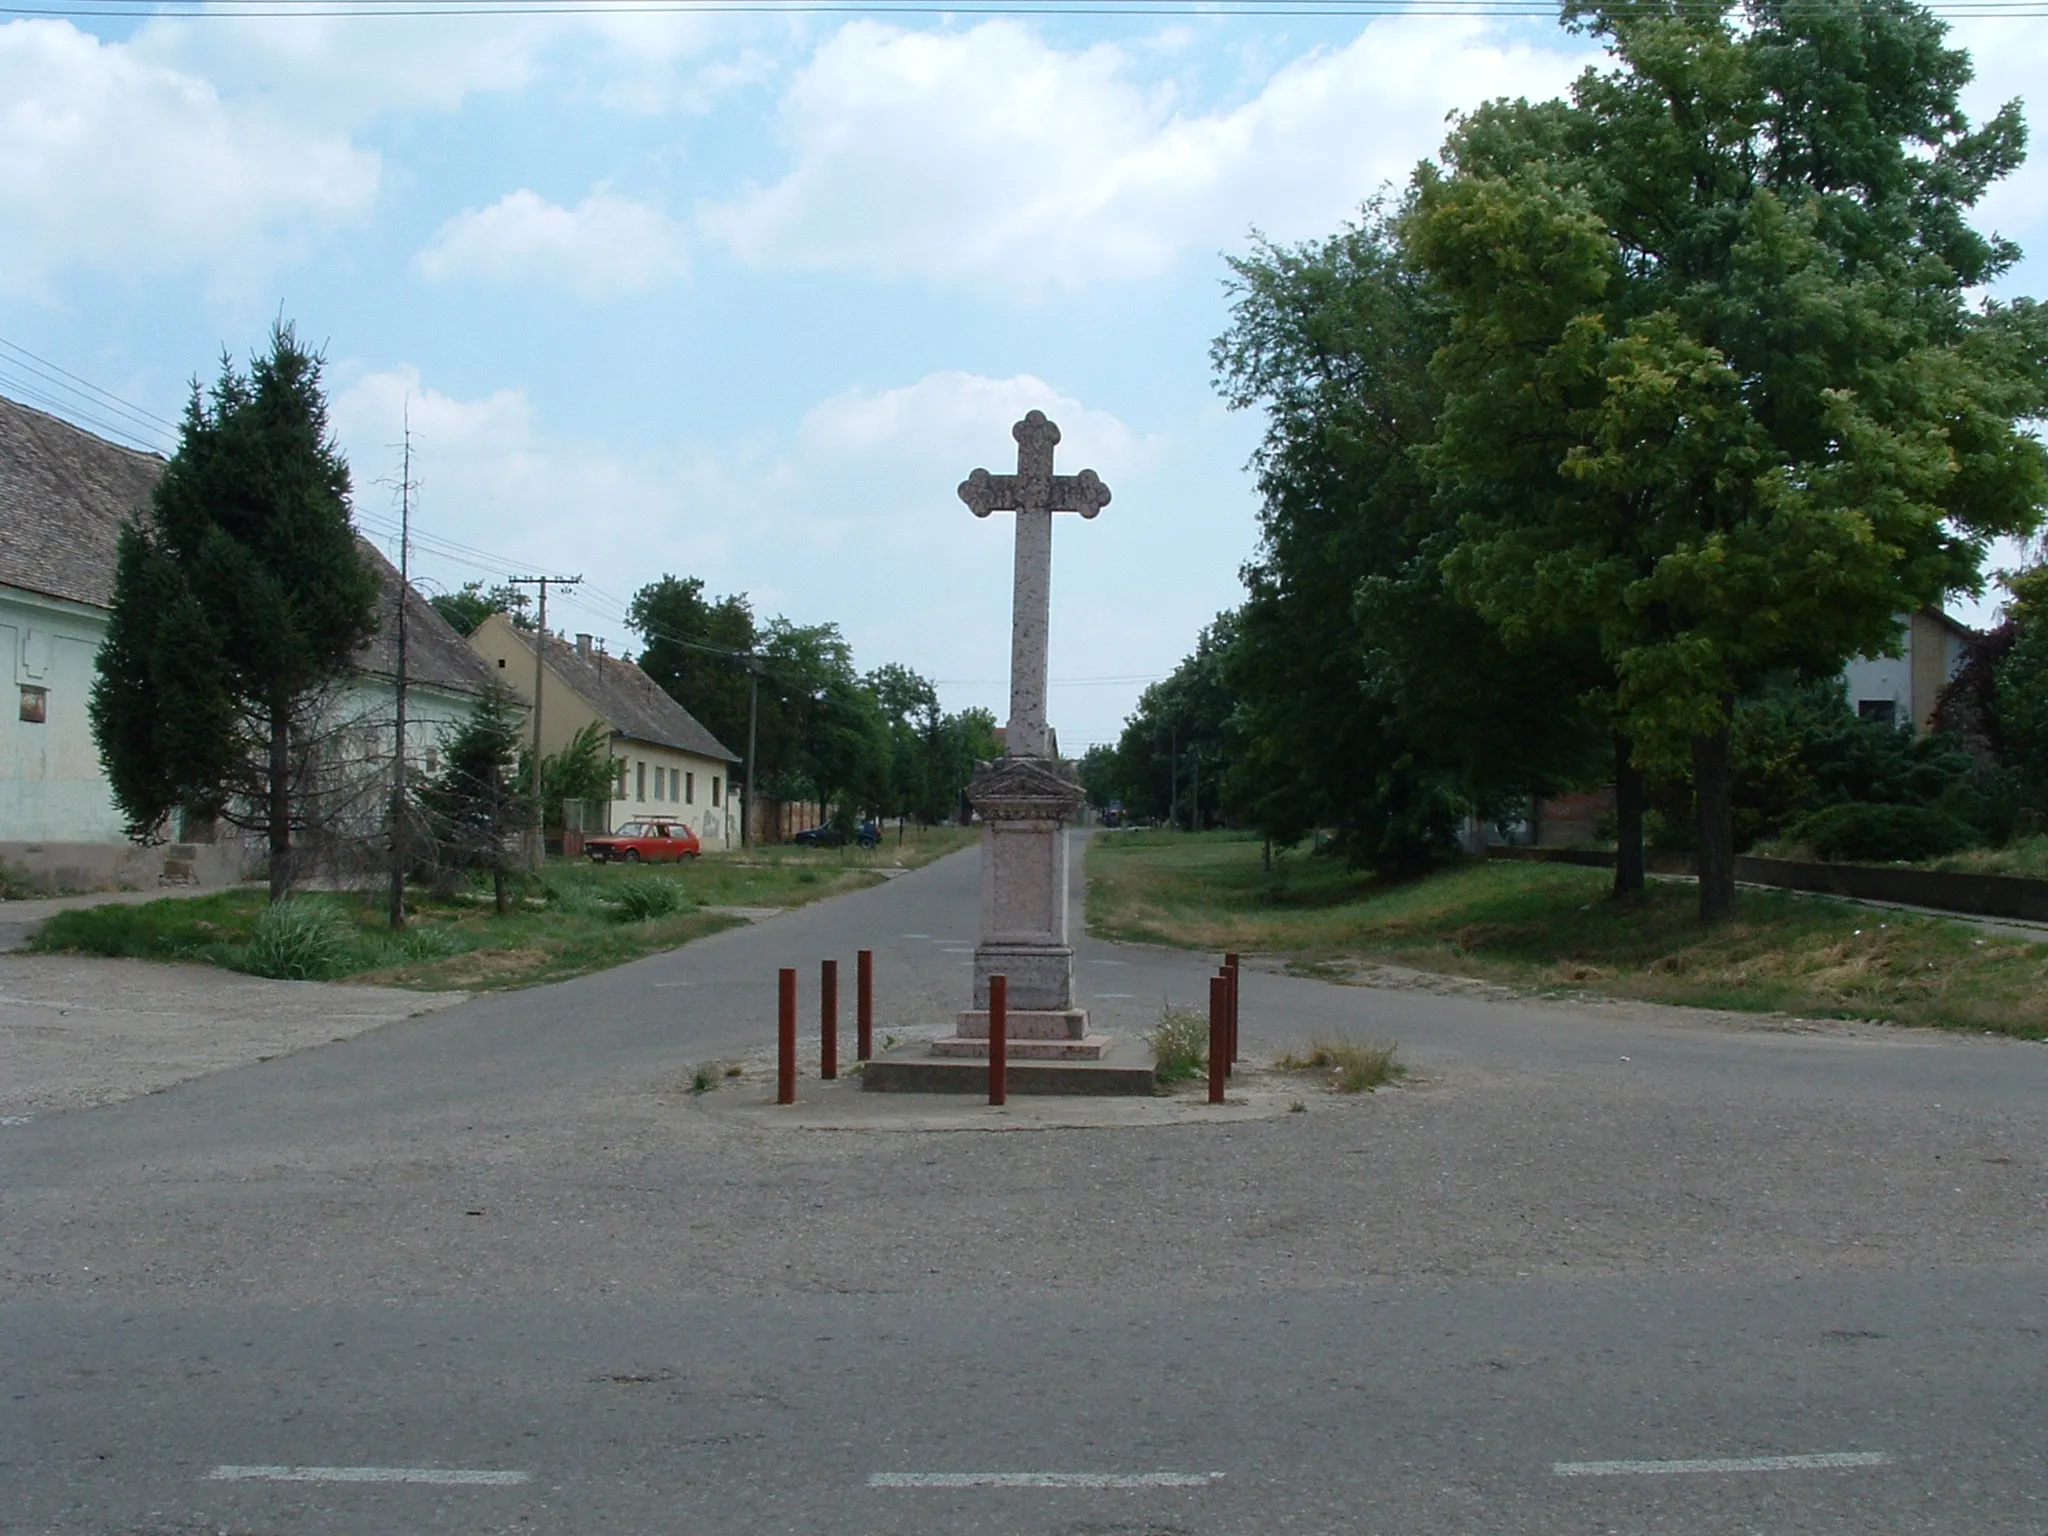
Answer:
[{"xmin": 4, "ymin": 837, "xmax": 2044, "ymax": 1534}]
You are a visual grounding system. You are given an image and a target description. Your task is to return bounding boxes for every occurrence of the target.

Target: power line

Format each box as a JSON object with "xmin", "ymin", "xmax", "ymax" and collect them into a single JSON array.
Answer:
[{"xmin": 16, "ymin": 0, "xmax": 2048, "ymax": 14}]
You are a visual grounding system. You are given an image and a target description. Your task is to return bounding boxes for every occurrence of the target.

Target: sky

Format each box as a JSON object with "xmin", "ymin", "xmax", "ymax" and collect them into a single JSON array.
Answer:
[{"xmin": 4, "ymin": 0, "xmax": 2045, "ymax": 754}]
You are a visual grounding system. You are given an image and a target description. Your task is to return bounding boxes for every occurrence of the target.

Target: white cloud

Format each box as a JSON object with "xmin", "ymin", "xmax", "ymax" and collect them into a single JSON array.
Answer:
[
  {"xmin": 0, "ymin": 19, "xmax": 378, "ymax": 295},
  {"xmin": 330, "ymin": 364, "xmax": 1255, "ymax": 750},
  {"xmin": 129, "ymin": 4, "xmax": 726, "ymax": 123},
  {"xmin": 416, "ymin": 189, "xmax": 689, "ymax": 298},
  {"xmin": 704, "ymin": 17, "xmax": 1589, "ymax": 292}
]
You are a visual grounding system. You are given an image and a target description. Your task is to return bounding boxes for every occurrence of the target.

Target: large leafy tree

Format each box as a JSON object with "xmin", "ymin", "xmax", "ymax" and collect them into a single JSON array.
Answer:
[
  {"xmin": 626, "ymin": 574, "xmax": 758, "ymax": 756},
  {"xmin": 1409, "ymin": 0, "xmax": 2047, "ymax": 917},
  {"xmin": 429, "ymin": 580, "xmax": 532, "ymax": 637},
  {"xmin": 1212, "ymin": 211, "xmax": 1608, "ymax": 875},
  {"xmin": 90, "ymin": 324, "xmax": 381, "ymax": 900}
]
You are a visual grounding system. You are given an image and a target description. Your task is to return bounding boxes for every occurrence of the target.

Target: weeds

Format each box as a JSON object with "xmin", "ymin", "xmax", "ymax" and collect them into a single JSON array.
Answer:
[
  {"xmin": 609, "ymin": 879, "xmax": 692, "ymax": 923},
  {"xmin": 241, "ymin": 899, "xmax": 353, "ymax": 981},
  {"xmin": 689, "ymin": 1063, "xmax": 719, "ymax": 1094},
  {"xmin": 1274, "ymin": 1036, "xmax": 1405, "ymax": 1093},
  {"xmin": 1148, "ymin": 1004, "xmax": 1210, "ymax": 1086}
]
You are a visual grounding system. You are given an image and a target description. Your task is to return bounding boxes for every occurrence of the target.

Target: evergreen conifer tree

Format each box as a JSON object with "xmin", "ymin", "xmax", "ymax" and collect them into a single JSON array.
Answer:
[{"xmin": 89, "ymin": 324, "xmax": 380, "ymax": 901}]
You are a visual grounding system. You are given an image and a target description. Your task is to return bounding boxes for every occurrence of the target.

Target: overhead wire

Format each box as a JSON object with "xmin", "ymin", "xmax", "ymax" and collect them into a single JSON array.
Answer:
[{"xmin": 15, "ymin": 0, "xmax": 2048, "ymax": 13}]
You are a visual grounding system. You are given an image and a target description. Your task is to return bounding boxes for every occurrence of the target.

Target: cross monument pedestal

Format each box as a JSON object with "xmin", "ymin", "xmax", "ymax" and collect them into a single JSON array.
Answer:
[{"xmin": 935, "ymin": 411, "xmax": 1110, "ymax": 1062}]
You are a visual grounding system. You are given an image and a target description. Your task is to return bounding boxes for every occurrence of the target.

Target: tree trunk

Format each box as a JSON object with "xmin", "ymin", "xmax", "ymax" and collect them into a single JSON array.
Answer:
[
  {"xmin": 1613, "ymin": 733, "xmax": 1645, "ymax": 898},
  {"xmin": 492, "ymin": 863, "xmax": 508, "ymax": 917},
  {"xmin": 267, "ymin": 704, "xmax": 293, "ymax": 903},
  {"xmin": 1692, "ymin": 719, "xmax": 1736, "ymax": 921}
]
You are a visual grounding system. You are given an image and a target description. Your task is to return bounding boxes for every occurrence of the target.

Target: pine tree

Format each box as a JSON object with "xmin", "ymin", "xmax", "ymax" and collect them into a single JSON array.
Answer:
[
  {"xmin": 89, "ymin": 323, "xmax": 381, "ymax": 901},
  {"xmin": 423, "ymin": 688, "xmax": 528, "ymax": 914}
]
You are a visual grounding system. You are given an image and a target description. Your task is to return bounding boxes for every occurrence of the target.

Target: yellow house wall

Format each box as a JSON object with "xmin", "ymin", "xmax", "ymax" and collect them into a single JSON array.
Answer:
[{"xmin": 467, "ymin": 613, "xmax": 737, "ymax": 847}]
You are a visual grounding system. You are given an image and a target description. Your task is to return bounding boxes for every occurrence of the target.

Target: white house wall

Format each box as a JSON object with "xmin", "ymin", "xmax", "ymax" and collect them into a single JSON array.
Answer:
[{"xmin": 0, "ymin": 587, "xmax": 123, "ymax": 842}]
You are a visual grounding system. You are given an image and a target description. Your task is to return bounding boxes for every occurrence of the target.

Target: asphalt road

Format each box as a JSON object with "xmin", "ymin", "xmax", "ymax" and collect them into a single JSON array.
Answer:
[{"xmin": 5, "ymin": 837, "xmax": 2046, "ymax": 1534}]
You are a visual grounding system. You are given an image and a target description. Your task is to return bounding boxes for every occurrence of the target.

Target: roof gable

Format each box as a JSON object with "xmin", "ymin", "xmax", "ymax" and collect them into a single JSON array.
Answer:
[
  {"xmin": 483, "ymin": 618, "xmax": 738, "ymax": 761},
  {"xmin": 0, "ymin": 394, "xmax": 165, "ymax": 608}
]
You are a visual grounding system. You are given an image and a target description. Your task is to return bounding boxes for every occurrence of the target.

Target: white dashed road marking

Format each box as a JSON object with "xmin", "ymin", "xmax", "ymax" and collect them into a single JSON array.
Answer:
[
  {"xmin": 1554, "ymin": 1452, "xmax": 1890, "ymax": 1477},
  {"xmin": 870, "ymin": 1472, "xmax": 1225, "ymax": 1489},
  {"xmin": 208, "ymin": 1466, "xmax": 530, "ymax": 1487}
]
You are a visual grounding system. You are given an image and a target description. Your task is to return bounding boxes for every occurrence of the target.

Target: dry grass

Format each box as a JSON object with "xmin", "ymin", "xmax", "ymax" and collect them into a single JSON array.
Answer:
[
  {"xmin": 1087, "ymin": 831, "xmax": 2048, "ymax": 1039},
  {"xmin": 1274, "ymin": 1036, "xmax": 1405, "ymax": 1093}
]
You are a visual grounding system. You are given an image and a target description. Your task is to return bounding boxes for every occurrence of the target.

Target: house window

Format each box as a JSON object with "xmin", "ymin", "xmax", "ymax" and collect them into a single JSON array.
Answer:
[
  {"xmin": 496, "ymin": 658, "xmax": 506, "ymax": 669},
  {"xmin": 425, "ymin": 746, "xmax": 440, "ymax": 774},
  {"xmin": 636, "ymin": 761, "xmax": 646, "ymax": 801},
  {"xmin": 614, "ymin": 761, "xmax": 628, "ymax": 800},
  {"xmin": 712, "ymin": 775, "xmax": 721, "ymax": 807},
  {"xmin": 661, "ymin": 767, "xmax": 673, "ymax": 801},
  {"xmin": 685, "ymin": 771, "xmax": 695, "ymax": 804},
  {"xmin": 19, "ymin": 686, "xmax": 46, "ymax": 724},
  {"xmin": 1858, "ymin": 699, "xmax": 1897, "ymax": 725}
]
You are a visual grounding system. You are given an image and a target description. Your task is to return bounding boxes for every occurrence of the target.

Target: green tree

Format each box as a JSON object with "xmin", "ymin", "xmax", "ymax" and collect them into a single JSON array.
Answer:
[
  {"xmin": 89, "ymin": 324, "xmax": 381, "ymax": 901},
  {"xmin": 422, "ymin": 687, "xmax": 527, "ymax": 913},
  {"xmin": 520, "ymin": 720, "xmax": 615, "ymax": 834},
  {"xmin": 1408, "ymin": 0, "xmax": 2047, "ymax": 917},
  {"xmin": 1212, "ymin": 211, "xmax": 1609, "ymax": 875},
  {"xmin": 626, "ymin": 574, "xmax": 757, "ymax": 756},
  {"xmin": 429, "ymin": 581, "xmax": 531, "ymax": 637},
  {"xmin": 1109, "ymin": 614, "xmax": 1240, "ymax": 828}
]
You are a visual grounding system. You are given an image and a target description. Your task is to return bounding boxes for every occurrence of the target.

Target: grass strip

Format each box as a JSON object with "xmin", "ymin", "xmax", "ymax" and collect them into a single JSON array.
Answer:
[
  {"xmin": 30, "ymin": 825, "xmax": 976, "ymax": 992},
  {"xmin": 1086, "ymin": 830, "xmax": 2048, "ymax": 1039}
]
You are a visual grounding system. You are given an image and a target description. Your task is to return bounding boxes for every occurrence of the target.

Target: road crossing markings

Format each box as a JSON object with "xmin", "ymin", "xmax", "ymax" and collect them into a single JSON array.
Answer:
[
  {"xmin": 1554, "ymin": 1452, "xmax": 1891, "ymax": 1477},
  {"xmin": 869, "ymin": 1472, "xmax": 1225, "ymax": 1489},
  {"xmin": 207, "ymin": 1465, "xmax": 531, "ymax": 1487}
]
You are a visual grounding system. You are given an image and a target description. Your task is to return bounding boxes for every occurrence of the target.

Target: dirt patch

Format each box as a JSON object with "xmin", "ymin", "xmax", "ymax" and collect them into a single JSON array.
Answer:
[{"xmin": 0, "ymin": 953, "xmax": 466, "ymax": 1117}]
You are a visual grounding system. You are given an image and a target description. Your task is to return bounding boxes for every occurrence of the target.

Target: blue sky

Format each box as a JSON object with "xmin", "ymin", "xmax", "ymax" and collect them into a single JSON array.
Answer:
[{"xmin": 3, "ymin": 1, "xmax": 2043, "ymax": 752}]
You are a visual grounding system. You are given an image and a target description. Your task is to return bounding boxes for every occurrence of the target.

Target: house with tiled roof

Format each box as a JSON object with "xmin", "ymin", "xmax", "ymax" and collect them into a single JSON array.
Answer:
[
  {"xmin": 467, "ymin": 611, "xmax": 743, "ymax": 848},
  {"xmin": 0, "ymin": 391, "xmax": 498, "ymax": 890}
]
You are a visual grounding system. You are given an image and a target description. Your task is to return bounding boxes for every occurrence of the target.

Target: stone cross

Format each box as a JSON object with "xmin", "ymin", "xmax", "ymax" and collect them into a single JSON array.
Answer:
[{"xmin": 959, "ymin": 410, "xmax": 1110, "ymax": 759}]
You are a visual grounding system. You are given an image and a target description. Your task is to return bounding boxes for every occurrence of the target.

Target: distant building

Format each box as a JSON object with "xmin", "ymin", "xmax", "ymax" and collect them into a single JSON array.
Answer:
[
  {"xmin": 467, "ymin": 613, "xmax": 742, "ymax": 848},
  {"xmin": 1840, "ymin": 609, "xmax": 1975, "ymax": 732}
]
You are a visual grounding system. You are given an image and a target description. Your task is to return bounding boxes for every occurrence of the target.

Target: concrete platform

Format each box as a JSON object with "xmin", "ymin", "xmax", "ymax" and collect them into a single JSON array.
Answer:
[
  {"xmin": 860, "ymin": 1036, "xmax": 1155, "ymax": 1095},
  {"xmin": 929, "ymin": 1034, "xmax": 1112, "ymax": 1061}
]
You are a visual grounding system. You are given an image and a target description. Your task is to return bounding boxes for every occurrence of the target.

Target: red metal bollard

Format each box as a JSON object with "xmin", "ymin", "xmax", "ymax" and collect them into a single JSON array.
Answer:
[
  {"xmin": 821, "ymin": 958, "xmax": 839, "ymax": 1080},
  {"xmin": 856, "ymin": 949, "xmax": 874, "ymax": 1062},
  {"xmin": 777, "ymin": 968, "xmax": 797, "ymax": 1105},
  {"xmin": 1224, "ymin": 951, "xmax": 1241, "ymax": 1071},
  {"xmin": 1208, "ymin": 973, "xmax": 1228, "ymax": 1104},
  {"xmin": 988, "ymin": 973, "xmax": 1008, "ymax": 1107}
]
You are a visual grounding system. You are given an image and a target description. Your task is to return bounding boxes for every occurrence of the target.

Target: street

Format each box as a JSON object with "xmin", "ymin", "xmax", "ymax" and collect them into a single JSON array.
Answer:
[{"xmin": 5, "ymin": 836, "xmax": 2045, "ymax": 1534}]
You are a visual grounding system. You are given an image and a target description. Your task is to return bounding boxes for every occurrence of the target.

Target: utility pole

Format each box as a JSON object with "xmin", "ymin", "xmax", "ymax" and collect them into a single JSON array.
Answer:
[
  {"xmin": 506, "ymin": 573, "xmax": 583, "ymax": 865},
  {"xmin": 388, "ymin": 405, "xmax": 415, "ymax": 932},
  {"xmin": 742, "ymin": 657, "xmax": 761, "ymax": 848},
  {"xmin": 1168, "ymin": 723, "xmax": 1178, "ymax": 832}
]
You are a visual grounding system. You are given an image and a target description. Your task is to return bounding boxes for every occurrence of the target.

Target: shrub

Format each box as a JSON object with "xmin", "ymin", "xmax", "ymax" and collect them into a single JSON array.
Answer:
[
  {"xmin": 1789, "ymin": 802, "xmax": 1978, "ymax": 864},
  {"xmin": 610, "ymin": 879, "xmax": 690, "ymax": 923},
  {"xmin": 1148, "ymin": 1006, "xmax": 1209, "ymax": 1085},
  {"xmin": 239, "ymin": 899, "xmax": 352, "ymax": 980}
]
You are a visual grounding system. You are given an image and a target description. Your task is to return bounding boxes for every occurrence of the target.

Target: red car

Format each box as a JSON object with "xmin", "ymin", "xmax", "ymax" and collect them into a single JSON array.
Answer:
[{"xmin": 585, "ymin": 820, "xmax": 702, "ymax": 863}]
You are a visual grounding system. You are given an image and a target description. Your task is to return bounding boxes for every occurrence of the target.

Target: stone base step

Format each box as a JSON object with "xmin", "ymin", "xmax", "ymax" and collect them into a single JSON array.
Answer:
[
  {"xmin": 953, "ymin": 1007, "xmax": 1091, "ymax": 1040},
  {"xmin": 930, "ymin": 1034, "xmax": 1113, "ymax": 1061},
  {"xmin": 861, "ymin": 1037, "xmax": 1156, "ymax": 1096}
]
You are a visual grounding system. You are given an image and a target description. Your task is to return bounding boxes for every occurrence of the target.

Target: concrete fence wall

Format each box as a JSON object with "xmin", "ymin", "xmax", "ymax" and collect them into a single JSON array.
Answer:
[{"xmin": 1486, "ymin": 843, "xmax": 2048, "ymax": 923}]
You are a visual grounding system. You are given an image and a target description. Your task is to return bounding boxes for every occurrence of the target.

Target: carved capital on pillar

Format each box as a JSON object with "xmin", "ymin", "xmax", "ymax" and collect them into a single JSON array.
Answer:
[{"xmin": 966, "ymin": 755, "xmax": 1085, "ymax": 821}]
